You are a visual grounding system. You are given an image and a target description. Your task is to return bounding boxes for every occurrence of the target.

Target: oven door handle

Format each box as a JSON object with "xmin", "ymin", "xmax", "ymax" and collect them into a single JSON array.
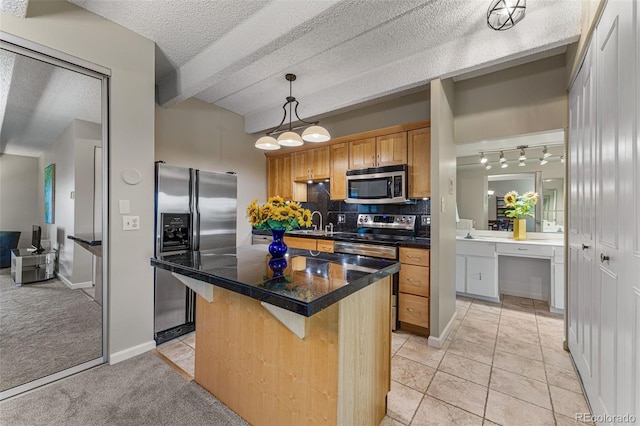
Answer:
[{"xmin": 333, "ymin": 242, "xmax": 397, "ymax": 259}]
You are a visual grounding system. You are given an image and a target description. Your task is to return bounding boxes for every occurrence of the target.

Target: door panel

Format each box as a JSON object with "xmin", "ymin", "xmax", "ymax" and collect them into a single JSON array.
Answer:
[
  {"xmin": 598, "ymin": 268, "xmax": 618, "ymax": 416},
  {"xmin": 197, "ymin": 170, "xmax": 237, "ymax": 251}
]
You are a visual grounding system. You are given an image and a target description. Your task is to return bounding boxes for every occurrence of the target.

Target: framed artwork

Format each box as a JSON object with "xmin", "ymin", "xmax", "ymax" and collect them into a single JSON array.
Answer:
[{"xmin": 44, "ymin": 163, "xmax": 55, "ymax": 224}]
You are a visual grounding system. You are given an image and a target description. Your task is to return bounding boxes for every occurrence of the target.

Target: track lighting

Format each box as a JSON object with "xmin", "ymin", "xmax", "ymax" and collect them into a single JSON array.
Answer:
[
  {"xmin": 485, "ymin": 163, "xmax": 492, "ymax": 170},
  {"xmin": 501, "ymin": 162, "xmax": 508, "ymax": 169},
  {"xmin": 519, "ymin": 159, "xmax": 526, "ymax": 167},
  {"xmin": 518, "ymin": 146, "xmax": 526, "ymax": 161},
  {"xmin": 542, "ymin": 146, "xmax": 551, "ymax": 159},
  {"xmin": 480, "ymin": 152, "xmax": 488, "ymax": 164},
  {"xmin": 560, "ymin": 156, "xmax": 565, "ymax": 163},
  {"xmin": 539, "ymin": 157, "xmax": 548, "ymax": 165},
  {"xmin": 499, "ymin": 151, "xmax": 506, "ymax": 163}
]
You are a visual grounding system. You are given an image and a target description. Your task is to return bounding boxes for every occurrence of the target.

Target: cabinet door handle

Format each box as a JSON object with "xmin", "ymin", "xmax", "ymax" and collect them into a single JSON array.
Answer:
[
  {"xmin": 406, "ymin": 308, "xmax": 417, "ymax": 313},
  {"xmin": 600, "ymin": 253, "xmax": 610, "ymax": 263},
  {"xmin": 406, "ymin": 278, "xmax": 422, "ymax": 283},
  {"xmin": 407, "ymin": 255, "xmax": 422, "ymax": 259},
  {"xmin": 582, "ymin": 244, "xmax": 590, "ymax": 250},
  {"xmin": 517, "ymin": 248, "xmax": 528, "ymax": 251},
  {"xmin": 477, "ymin": 272, "xmax": 482, "ymax": 280}
]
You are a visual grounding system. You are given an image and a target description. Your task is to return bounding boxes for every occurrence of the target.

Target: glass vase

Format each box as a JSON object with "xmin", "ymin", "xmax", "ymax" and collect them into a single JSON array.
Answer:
[{"xmin": 268, "ymin": 229, "xmax": 288, "ymax": 277}]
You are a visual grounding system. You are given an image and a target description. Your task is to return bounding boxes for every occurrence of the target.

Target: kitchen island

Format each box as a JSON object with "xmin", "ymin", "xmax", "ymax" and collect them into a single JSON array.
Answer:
[{"xmin": 151, "ymin": 244, "xmax": 399, "ymax": 426}]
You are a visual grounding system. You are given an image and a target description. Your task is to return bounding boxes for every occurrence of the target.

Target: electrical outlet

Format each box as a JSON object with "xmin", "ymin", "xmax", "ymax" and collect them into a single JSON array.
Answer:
[
  {"xmin": 123, "ymin": 215, "xmax": 140, "ymax": 230},
  {"xmin": 337, "ymin": 214, "xmax": 346, "ymax": 224},
  {"xmin": 421, "ymin": 215, "xmax": 431, "ymax": 226}
]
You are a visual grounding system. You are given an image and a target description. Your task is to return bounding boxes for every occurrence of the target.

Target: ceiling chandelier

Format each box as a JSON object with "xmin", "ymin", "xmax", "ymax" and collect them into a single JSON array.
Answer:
[
  {"xmin": 487, "ymin": 0, "xmax": 526, "ymax": 31},
  {"xmin": 255, "ymin": 73, "xmax": 331, "ymax": 150}
]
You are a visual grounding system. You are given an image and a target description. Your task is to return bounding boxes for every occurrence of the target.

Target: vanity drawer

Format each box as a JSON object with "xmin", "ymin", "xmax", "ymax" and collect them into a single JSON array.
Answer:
[
  {"xmin": 398, "ymin": 293, "xmax": 429, "ymax": 328},
  {"xmin": 457, "ymin": 241, "xmax": 496, "ymax": 257},
  {"xmin": 399, "ymin": 264, "xmax": 430, "ymax": 297},
  {"xmin": 399, "ymin": 247, "xmax": 430, "ymax": 266},
  {"xmin": 496, "ymin": 243, "xmax": 553, "ymax": 258}
]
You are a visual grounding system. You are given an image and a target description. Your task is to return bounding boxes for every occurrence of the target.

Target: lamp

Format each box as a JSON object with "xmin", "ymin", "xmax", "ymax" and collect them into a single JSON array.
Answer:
[
  {"xmin": 487, "ymin": 0, "xmax": 526, "ymax": 31},
  {"xmin": 255, "ymin": 73, "xmax": 331, "ymax": 150}
]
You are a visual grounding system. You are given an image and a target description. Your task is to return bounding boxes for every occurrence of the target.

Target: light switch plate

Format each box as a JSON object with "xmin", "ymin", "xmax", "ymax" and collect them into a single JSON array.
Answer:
[
  {"xmin": 123, "ymin": 215, "xmax": 140, "ymax": 230},
  {"xmin": 119, "ymin": 200, "xmax": 130, "ymax": 214},
  {"xmin": 337, "ymin": 214, "xmax": 346, "ymax": 224}
]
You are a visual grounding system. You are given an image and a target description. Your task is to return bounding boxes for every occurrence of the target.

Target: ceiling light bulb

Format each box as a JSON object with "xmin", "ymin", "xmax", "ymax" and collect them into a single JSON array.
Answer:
[
  {"xmin": 485, "ymin": 163, "xmax": 492, "ymax": 170},
  {"xmin": 277, "ymin": 131, "xmax": 304, "ymax": 147},
  {"xmin": 519, "ymin": 148, "xmax": 526, "ymax": 161},
  {"xmin": 255, "ymin": 136, "xmax": 280, "ymax": 150},
  {"xmin": 499, "ymin": 151, "xmax": 506, "ymax": 163},
  {"xmin": 501, "ymin": 162, "xmax": 508, "ymax": 168},
  {"xmin": 480, "ymin": 153, "xmax": 488, "ymax": 164},
  {"xmin": 539, "ymin": 157, "xmax": 548, "ymax": 165},
  {"xmin": 302, "ymin": 125, "xmax": 331, "ymax": 143},
  {"xmin": 542, "ymin": 146, "xmax": 551, "ymax": 158},
  {"xmin": 487, "ymin": 0, "xmax": 526, "ymax": 31},
  {"xmin": 519, "ymin": 159, "xmax": 526, "ymax": 167}
]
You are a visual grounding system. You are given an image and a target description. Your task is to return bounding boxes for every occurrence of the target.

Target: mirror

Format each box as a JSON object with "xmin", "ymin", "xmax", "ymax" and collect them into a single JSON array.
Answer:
[
  {"xmin": 0, "ymin": 45, "xmax": 105, "ymax": 397},
  {"xmin": 456, "ymin": 130, "xmax": 565, "ymax": 233}
]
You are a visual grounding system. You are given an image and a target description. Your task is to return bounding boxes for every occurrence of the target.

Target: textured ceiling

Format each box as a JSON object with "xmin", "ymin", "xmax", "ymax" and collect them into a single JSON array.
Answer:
[
  {"xmin": 68, "ymin": 0, "xmax": 582, "ymax": 134},
  {"xmin": 0, "ymin": 49, "xmax": 102, "ymax": 157},
  {"xmin": 1, "ymin": 0, "xmax": 582, "ymax": 156}
]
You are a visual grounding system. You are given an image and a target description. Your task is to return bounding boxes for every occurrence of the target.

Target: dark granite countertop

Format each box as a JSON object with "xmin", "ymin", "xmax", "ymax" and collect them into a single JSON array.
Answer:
[
  {"xmin": 150, "ymin": 245, "xmax": 400, "ymax": 317},
  {"xmin": 67, "ymin": 233, "xmax": 102, "ymax": 246},
  {"xmin": 251, "ymin": 228, "xmax": 431, "ymax": 249}
]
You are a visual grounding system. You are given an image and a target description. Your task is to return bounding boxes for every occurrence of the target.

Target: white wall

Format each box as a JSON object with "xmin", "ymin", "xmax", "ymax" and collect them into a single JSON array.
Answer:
[
  {"xmin": 429, "ymin": 79, "xmax": 457, "ymax": 343},
  {"xmin": 155, "ymin": 98, "xmax": 267, "ymax": 246},
  {"xmin": 454, "ymin": 55, "xmax": 568, "ymax": 145},
  {"xmin": 0, "ymin": 154, "xmax": 39, "ymax": 249},
  {"xmin": 2, "ymin": 0, "xmax": 156, "ymax": 361}
]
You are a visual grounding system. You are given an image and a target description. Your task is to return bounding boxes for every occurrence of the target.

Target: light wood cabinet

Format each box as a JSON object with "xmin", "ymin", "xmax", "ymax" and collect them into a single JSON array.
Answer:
[
  {"xmin": 267, "ymin": 155, "xmax": 293, "ymax": 201},
  {"xmin": 376, "ymin": 132, "xmax": 407, "ymax": 166},
  {"xmin": 283, "ymin": 236, "xmax": 334, "ymax": 253},
  {"xmin": 407, "ymin": 128, "xmax": 431, "ymax": 199},
  {"xmin": 330, "ymin": 142, "xmax": 349, "ymax": 200},
  {"xmin": 398, "ymin": 247, "xmax": 430, "ymax": 331},
  {"xmin": 293, "ymin": 146, "xmax": 330, "ymax": 182},
  {"xmin": 349, "ymin": 137, "xmax": 376, "ymax": 169},
  {"xmin": 316, "ymin": 239, "xmax": 334, "ymax": 253}
]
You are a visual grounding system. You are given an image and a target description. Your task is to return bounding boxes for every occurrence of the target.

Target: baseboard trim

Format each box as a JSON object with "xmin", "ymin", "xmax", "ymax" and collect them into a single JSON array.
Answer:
[
  {"xmin": 58, "ymin": 274, "xmax": 93, "ymax": 289},
  {"xmin": 428, "ymin": 311, "xmax": 457, "ymax": 348},
  {"xmin": 109, "ymin": 340, "xmax": 156, "ymax": 365}
]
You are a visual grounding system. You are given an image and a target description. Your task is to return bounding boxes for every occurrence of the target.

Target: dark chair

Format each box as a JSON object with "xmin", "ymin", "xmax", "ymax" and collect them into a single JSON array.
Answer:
[{"xmin": 0, "ymin": 231, "xmax": 21, "ymax": 268}]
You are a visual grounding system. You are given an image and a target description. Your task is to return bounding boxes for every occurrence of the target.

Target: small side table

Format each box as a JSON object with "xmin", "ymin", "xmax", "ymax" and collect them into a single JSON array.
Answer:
[{"xmin": 11, "ymin": 248, "xmax": 56, "ymax": 285}]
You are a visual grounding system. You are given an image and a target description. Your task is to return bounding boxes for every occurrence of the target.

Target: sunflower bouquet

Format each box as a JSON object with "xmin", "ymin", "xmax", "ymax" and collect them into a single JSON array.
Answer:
[
  {"xmin": 246, "ymin": 196, "xmax": 313, "ymax": 231},
  {"xmin": 503, "ymin": 191, "xmax": 538, "ymax": 219}
]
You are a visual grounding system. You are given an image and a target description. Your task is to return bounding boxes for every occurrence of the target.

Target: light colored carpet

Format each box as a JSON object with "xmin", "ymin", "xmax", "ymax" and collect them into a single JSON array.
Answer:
[
  {"xmin": 0, "ymin": 351, "xmax": 249, "ymax": 426},
  {"xmin": 0, "ymin": 268, "xmax": 102, "ymax": 391}
]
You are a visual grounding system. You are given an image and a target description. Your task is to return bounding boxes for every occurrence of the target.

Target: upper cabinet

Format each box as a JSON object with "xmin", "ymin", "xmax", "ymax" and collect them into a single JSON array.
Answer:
[
  {"xmin": 348, "ymin": 133, "xmax": 407, "ymax": 169},
  {"xmin": 407, "ymin": 128, "xmax": 431, "ymax": 199},
  {"xmin": 376, "ymin": 132, "xmax": 407, "ymax": 167},
  {"xmin": 265, "ymin": 121, "xmax": 430, "ymax": 202},
  {"xmin": 348, "ymin": 137, "xmax": 376, "ymax": 169},
  {"xmin": 330, "ymin": 142, "xmax": 349, "ymax": 200},
  {"xmin": 293, "ymin": 146, "xmax": 330, "ymax": 182}
]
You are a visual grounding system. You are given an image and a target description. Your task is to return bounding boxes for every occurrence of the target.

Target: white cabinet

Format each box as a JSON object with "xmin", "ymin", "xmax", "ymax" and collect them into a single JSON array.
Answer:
[{"xmin": 456, "ymin": 241, "xmax": 499, "ymax": 302}]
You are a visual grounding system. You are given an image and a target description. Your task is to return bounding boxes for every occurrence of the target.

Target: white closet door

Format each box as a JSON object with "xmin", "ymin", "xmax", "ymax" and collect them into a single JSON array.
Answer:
[{"xmin": 594, "ymin": 0, "xmax": 635, "ymax": 418}]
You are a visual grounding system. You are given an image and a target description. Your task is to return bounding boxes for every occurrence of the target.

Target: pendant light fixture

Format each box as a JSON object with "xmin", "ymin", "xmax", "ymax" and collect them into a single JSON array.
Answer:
[
  {"xmin": 487, "ymin": 0, "xmax": 526, "ymax": 31},
  {"xmin": 255, "ymin": 73, "xmax": 331, "ymax": 150}
]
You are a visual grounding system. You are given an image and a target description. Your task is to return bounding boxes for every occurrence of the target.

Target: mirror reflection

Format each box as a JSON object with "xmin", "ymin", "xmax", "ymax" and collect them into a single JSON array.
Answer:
[
  {"xmin": 456, "ymin": 130, "xmax": 565, "ymax": 233},
  {"xmin": 0, "ymin": 47, "xmax": 104, "ymax": 394}
]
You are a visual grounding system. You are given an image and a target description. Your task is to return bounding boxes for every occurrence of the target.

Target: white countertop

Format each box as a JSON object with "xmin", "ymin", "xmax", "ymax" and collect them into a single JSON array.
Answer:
[{"xmin": 456, "ymin": 234, "xmax": 564, "ymax": 247}]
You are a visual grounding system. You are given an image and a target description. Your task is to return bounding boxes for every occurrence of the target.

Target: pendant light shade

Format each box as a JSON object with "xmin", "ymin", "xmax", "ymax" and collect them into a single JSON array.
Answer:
[
  {"xmin": 255, "ymin": 73, "xmax": 331, "ymax": 150},
  {"xmin": 277, "ymin": 131, "xmax": 304, "ymax": 147},
  {"xmin": 487, "ymin": 0, "xmax": 526, "ymax": 31},
  {"xmin": 255, "ymin": 136, "xmax": 280, "ymax": 150},
  {"xmin": 302, "ymin": 125, "xmax": 331, "ymax": 142}
]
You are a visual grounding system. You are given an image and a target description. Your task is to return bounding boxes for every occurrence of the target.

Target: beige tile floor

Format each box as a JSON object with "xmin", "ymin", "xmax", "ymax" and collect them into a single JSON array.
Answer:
[
  {"xmin": 384, "ymin": 295, "xmax": 592, "ymax": 426},
  {"xmin": 157, "ymin": 295, "xmax": 592, "ymax": 426}
]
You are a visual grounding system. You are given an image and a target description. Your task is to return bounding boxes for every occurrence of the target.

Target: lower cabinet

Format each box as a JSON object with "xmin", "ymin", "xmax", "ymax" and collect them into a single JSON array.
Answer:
[
  {"xmin": 398, "ymin": 247, "xmax": 430, "ymax": 333},
  {"xmin": 283, "ymin": 236, "xmax": 334, "ymax": 253},
  {"xmin": 456, "ymin": 241, "xmax": 499, "ymax": 301}
]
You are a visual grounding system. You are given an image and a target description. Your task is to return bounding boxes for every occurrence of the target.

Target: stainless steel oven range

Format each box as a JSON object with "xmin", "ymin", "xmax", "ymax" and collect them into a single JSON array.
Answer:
[{"xmin": 333, "ymin": 214, "xmax": 417, "ymax": 331}]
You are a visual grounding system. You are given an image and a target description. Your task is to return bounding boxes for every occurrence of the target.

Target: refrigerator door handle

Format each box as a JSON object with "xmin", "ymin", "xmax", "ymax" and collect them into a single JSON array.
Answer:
[{"xmin": 194, "ymin": 169, "xmax": 201, "ymax": 251}]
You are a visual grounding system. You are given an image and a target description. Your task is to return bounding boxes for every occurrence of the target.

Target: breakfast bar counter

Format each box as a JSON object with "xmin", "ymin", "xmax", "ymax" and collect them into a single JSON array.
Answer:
[{"xmin": 151, "ymin": 245, "xmax": 399, "ymax": 425}]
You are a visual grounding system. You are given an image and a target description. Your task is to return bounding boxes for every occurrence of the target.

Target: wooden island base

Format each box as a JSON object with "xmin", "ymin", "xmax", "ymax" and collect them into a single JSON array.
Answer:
[{"xmin": 195, "ymin": 276, "xmax": 391, "ymax": 426}]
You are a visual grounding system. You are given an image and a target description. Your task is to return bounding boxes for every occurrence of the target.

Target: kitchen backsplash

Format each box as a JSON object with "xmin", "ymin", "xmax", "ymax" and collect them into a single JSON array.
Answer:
[{"xmin": 300, "ymin": 182, "xmax": 431, "ymax": 237}]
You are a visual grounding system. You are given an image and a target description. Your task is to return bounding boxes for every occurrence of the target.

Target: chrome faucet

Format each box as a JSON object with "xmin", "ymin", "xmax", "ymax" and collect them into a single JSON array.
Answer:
[
  {"xmin": 325, "ymin": 223, "xmax": 334, "ymax": 233},
  {"xmin": 311, "ymin": 210, "xmax": 323, "ymax": 231}
]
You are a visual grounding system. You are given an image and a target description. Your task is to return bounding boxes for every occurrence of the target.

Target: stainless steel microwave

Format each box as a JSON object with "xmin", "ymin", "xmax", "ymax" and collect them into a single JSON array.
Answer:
[{"xmin": 345, "ymin": 165, "xmax": 410, "ymax": 204}]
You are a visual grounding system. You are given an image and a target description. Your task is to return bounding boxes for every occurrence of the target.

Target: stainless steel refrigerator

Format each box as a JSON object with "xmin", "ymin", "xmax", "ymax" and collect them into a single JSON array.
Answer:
[{"xmin": 154, "ymin": 162, "xmax": 237, "ymax": 344}]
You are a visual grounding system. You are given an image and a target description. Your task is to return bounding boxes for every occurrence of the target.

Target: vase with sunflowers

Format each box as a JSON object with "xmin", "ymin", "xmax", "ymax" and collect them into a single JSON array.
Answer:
[
  {"xmin": 503, "ymin": 191, "xmax": 538, "ymax": 240},
  {"xmin": 246, "ymin": 196, "xmax": 313, "ymax": 275}
]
